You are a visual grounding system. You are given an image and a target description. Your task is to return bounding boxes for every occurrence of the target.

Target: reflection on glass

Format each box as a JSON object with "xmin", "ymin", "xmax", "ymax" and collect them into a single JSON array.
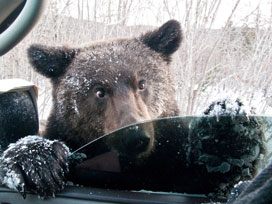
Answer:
[{"xmin": 68, "ymin": 116, "xmax": 268, "ymax": 198}]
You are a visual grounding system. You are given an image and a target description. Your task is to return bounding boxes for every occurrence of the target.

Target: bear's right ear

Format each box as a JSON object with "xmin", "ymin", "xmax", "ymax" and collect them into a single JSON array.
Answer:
[
  {"xmin": 140, "ymin": 20, "xmax": 182, "ymax": 58},
  {"xmin": 27, "ymin": 44, "xmax": 76, "ymax": 79}
]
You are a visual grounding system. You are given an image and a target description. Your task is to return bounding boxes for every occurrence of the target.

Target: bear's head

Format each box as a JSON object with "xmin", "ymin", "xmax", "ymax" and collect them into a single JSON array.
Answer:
[{"xmin": 27, "ymin": 20, "xmax": 182, "ymax": 155}]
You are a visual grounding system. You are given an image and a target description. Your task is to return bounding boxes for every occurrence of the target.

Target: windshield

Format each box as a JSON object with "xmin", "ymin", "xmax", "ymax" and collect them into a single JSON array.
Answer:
[{"xmin": 68, "ymin": 115, "xmax": 268, "ymax": 195}]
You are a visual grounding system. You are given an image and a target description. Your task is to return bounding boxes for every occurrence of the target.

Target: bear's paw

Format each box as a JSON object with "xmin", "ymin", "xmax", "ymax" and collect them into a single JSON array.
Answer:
[{"xmin": 0, "ymin": 135, "xmax": 70, "ymax": 198}]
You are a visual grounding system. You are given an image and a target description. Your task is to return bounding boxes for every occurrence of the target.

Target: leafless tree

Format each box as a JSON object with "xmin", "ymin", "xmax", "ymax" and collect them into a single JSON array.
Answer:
[{"xmin": 1, "ymin": 0, "xmax": 272, "ymax": 121}]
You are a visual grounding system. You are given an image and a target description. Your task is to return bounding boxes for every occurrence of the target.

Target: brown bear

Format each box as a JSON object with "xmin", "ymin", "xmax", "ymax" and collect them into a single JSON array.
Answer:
[
  {"xmin": 30, "ymin": 20, "xmax": 181, "ymax": 152},
  {"xmin": 0, "ymin": 20, "xmax": 265, "ymax": 200}
]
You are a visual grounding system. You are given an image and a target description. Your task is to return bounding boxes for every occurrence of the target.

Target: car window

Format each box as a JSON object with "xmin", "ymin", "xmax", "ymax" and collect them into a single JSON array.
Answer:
[{"xmin": 69, "ymin": 116, "xmax": 269, "ymax": 194}]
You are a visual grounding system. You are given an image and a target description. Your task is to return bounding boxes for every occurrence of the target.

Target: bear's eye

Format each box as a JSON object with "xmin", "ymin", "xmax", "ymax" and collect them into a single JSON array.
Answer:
[
  {"xmin": 95, "ymin": 88, "xmax": 106, "ymax": 98},
  {"xmin": 138, "ymin": 80, "xmax": 146, "ymax": 90}
]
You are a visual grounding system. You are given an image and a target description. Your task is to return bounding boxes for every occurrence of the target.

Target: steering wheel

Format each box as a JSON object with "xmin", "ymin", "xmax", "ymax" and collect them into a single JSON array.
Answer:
[{"xmin": 0, "ymin": 0, "xmax": 44, "ymax": 56}]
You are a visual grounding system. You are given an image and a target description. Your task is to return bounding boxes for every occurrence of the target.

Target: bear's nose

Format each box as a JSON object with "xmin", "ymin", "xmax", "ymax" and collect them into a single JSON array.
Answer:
[
  {"xmin": 122, "ymin": 127, "xmax": 151, "ymax": 155},
  {"xmin": 107, "ymin": 125, "xmax": 151, "ymax": 158}
]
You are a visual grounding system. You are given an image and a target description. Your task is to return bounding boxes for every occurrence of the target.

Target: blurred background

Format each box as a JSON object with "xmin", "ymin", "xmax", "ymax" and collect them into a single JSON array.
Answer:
[{"xmin": 1, "ymin": 0, "xmax": 272, "ymax": 120}]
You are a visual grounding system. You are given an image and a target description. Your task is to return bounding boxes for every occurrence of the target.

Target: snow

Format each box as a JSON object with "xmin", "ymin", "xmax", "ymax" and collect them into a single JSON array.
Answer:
[
  {"xmin": 2, "ymin": 170, "xmax": 23, "ymax": 191},
  {"xmin": 197, "ymin": 86, "xmax": 272, "ymax": 116},
  {"xmin": 73, "ymin": 99, "xmax": 79, "ymax": 116},
  {"xmin": 3, "ymin": 136, "xmax": 54, "ymax": 153},
  {"xmin": 64, "ymin": 74, "xmax": 81, "ymax": 91},
  {"xmin": 205, "ymin": 98, "xmax": 249, "ymax": 118},
  {"xmin": 0, "ymin": 135, "xmax": 71, "ymax": 191}
]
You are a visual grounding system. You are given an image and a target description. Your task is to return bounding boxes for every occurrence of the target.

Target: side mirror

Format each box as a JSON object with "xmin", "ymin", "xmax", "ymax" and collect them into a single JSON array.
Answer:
[{"xmin": 0, "ymin": 79, "xmax": 39, "ymax": 151}]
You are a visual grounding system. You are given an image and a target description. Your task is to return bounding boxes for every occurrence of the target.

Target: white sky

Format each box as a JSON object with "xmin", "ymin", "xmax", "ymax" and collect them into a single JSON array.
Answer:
[
  {"xmin": 56, "ymin": 0, "xmax": 272, "ymax": 28},
  {"xmin": 215, "ymin": 0, "xmax": 271, "ymax": 27}
]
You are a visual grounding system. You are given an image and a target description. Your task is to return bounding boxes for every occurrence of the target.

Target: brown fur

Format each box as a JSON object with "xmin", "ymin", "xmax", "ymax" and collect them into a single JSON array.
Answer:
[{"xmin": 27, "ymin": 20, "xmax": 182, "ymax": 151}]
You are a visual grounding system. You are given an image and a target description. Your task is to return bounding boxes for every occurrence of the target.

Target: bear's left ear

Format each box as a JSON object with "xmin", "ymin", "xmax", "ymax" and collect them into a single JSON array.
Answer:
[
  {"xmin": 27, "ymin": 44, "xmax": 76, "ymax": 79},
  {"xmin": 140, "ymin": 20, "xmax": 182, "ymax": 58}
]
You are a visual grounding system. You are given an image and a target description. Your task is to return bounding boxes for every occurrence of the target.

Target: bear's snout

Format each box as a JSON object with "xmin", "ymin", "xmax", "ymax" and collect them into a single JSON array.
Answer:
[
  {"xmin": 122, "ymin": 125, "xmax": 152, "ymax": 155},
  {"xmin": 106, "ymin": 122, "xmax": 154, "ymax": 158},
  {"xmin": 104, "ymin": 89, "xmax": 152, "ymax": 133},
  {"xmin": 103, "ymin": 89, "xmax": 155, "ymax": 157}
]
